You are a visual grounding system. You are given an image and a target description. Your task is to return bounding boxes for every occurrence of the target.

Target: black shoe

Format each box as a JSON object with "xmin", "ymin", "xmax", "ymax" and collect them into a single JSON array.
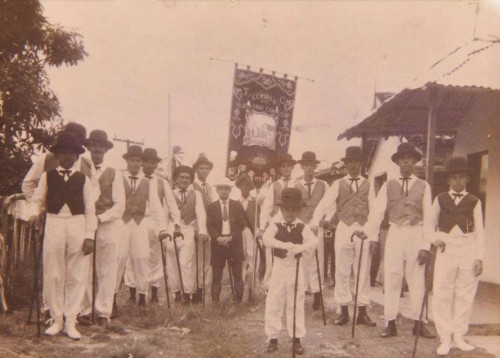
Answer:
[
  {"xmin": 129, "ymin": 287, "xmax": 136, "ymax": 303},
  {"xmin": 293, "ymin": 338, "xmax": 304, "ymax": 355},
  {"xmin": 77, "ymin": 314, "xmax": 93, "ymax": 326},
  {"xmin": 174, "ymin": 291, "xmax": 182, "ymax": 303},
  {"xmin": 312, "ymin": 292, "xmax": 321, "ymax": 311},
  {"xmin": 356, "ymin": 306, "xmax": 376, "ymax": 327},
  {"xmin": 97, "ymin": 316, "xmax": 108, "ymax": 327},
  {"xmin": 138, "ymin": 293, "xmax": 146, "ymax": 306},
  {"xmin": 380, "ymin": 320, "xmax": 397, "ymax": 338},
  {"xmin": 111, "ymin": 295, "xmax": 118, "ymax": 318},
  {"xmin": 151, "ymin": 287, "xmax": 159, "ymax": 304},
  {"xmin": 412, "ymin": 321, "xmax": 436, "ymax": 339},
  {"xmin": 333, "ymin": 305, "xmax": 349, "ymax": 326},
  {"xmin": 266, "ymin": 339, "xmax": 278, "ymax": 353}
]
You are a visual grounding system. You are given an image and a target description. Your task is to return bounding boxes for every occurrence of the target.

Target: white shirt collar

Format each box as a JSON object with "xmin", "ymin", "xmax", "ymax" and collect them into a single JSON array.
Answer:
[
  {"xmin": 175, "ymin": 184, "xmax": 192, "ymax": 193},
  {"xmin": 448, "ymin": 189, "xmax": 467, "ymax": 196},
  {"xmin": 56, "ymin": 162, "xmax": 79, "ymax": 174}
]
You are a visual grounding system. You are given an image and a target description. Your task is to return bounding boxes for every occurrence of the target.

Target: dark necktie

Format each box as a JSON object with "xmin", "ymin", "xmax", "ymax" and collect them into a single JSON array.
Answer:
[
  {"xmin": 305, "ymin": 182, "xmax": 314, "ymax": 198},
  {"xmin": 400, "ymin": 177, "xmax": 411, "ymax": 197},
  {"xmin": 283, "ymin": 178, "xmax": 290, "ymax": 188},
  {"xmin": 202, "ymin": 183, "xmax": 208, "ymax": 195},
  {"xmin": 349, "ymin": 177, "xmax": 360, "ymax": 193},
  {"xmin": 129, "ymin": 176, "xmax": 138, "ymax": 193},
  {"xmin": 222, "ymin": 201, "xmax": 229, "ymax": 221},
  {"xmin": 147, "ymin": 175, "xmax": 153, "ymax": 180},
  {"xmin": 284, "ymin": 222, "xmax": 294, "ymax": 232},
  {"xmin": 452, "ymin": 192, "xmax": 463, "ymax": 203},
  {"xmin": 59, "ymin": 169, "xmax": 72, "ymax": 180},
  {"xmin": 179, "ymin": 189, "xmax": 187, "ymax": 204}
]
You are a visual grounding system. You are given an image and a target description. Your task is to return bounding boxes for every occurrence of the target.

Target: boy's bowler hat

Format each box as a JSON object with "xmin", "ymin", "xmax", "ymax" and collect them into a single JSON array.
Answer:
[
  {"xmin": 50, "ymin": 132, "xmax": 85, "ymax": 155},
  {"xmin": 297, "ymin": 151, "xmax": 321, "ymax": 165},
  {"xmin": 85, "ymin": 130, "xmax": 113, "ymax": 149},
  {"xmin": 341, "ymin": 146, "xmax": 366, "ymax": 162},
  {"xmin": 445, "ymin": 156, "xmax": 471, "ymax": 176},
  {"xmin": 277, "ymin": 188, "xmax": 307, "ymax": 208},
  {"xmin": 193, "ymin": 154, "xmax": 214, "ymax": 170},
  {"xmin": 142, "ymin": 148, "xmax": 162, "ymax": 163},
  {"xmin": 274, "ymin": 153, "xmax": 297, "ymax": 166},
  {"xmin": 122, "ymin": 145, "xmax": 143, "ymax": 160},
  {"xmin": 391, "ymin": 142, "xmax": 422, "ymax": 163}
]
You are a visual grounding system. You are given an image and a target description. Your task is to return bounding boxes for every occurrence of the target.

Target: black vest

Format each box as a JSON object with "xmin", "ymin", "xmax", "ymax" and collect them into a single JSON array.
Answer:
[
  {"xmin": 273, "ymin": 222, "xmax": 304, "ymax": 258},
  {"xmin": 46, "ymin": 169, "xmax": 86, "ymax": 215},
  {"xmin": 437, "ymin": 192, "xmax": 479, "ymax": 234}
]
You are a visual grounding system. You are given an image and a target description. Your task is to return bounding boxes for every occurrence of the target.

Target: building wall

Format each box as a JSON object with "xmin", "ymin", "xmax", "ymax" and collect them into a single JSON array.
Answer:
[{"xmin": 453, "ymin": 91, "xmax": 500, "ymax": 284}]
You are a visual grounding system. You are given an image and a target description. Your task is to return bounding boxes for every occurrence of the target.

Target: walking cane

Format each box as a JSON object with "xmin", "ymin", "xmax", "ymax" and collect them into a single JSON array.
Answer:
[
  {"xmin": 314, "ymin": 249, "xmax": 326, "ymax": 325},
  {"xmin": 30, "ymin": 223, "xmax": 42, "ymax": 338},
  {"xmin": 159, "ymin": 233, "xmax": 172, "ymax": 310},
  {"xmin": 227, "ymin": 258, "xmax": 236, "ymax": 301},
  {"xmin": 91, "ymin": 231, "xmax": 97, "ymax": 324},
  {"xmin": 412, "ymin": 245, "xmax": 440, "ymax": 358},
  {"xmin": 28, "ymin": 219, "xmax": 44, "ymax": 325},
  {"xmin": 251, "ymin": 193, "xmax": 259, "ymax": 296},
  {"xmin": 195, "ymin": 232, "xmax": 199, "ymax": 295},
  {"xmin": 202, "ymin": 240, "xmax": 206, "ymax": 306},
  {"xmin": 351, "ymin": 231, "xmax": 368, "ymax": 338},
  {"xmin": 172, "ymin": 232, "xmax": 186, "ymax": 302},
  {"xmin": 292, "ymin": 253, "xmax": 301, "ymax": 358}
]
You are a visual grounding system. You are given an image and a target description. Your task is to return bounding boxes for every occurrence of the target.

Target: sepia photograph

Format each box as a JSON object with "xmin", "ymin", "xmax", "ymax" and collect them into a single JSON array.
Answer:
[{"xmin": 1, "ymin": 0, "xmax": 499, "ymax": 357}]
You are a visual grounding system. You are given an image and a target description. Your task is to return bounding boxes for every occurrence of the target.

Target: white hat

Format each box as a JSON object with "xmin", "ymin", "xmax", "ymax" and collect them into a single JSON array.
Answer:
[{"xmin": 213, "ymin": 177, "xmax": 234, "ymax": 188}]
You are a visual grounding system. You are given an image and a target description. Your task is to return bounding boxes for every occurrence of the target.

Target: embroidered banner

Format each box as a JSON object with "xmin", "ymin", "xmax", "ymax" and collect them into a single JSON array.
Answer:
[{"xmin": 226, "ymin": 68, "xmax": 297, "ymax": 185}]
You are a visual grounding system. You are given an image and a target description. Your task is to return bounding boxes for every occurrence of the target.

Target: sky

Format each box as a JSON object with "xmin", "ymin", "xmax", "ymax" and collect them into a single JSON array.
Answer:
[{"xmin": 41, "ymin": 0, "xmax": 480, "ymax": 178}]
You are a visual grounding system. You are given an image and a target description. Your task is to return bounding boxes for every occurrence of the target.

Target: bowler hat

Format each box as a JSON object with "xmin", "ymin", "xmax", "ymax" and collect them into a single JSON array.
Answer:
[
  {"xmin": 341, "ymin": 146, "xmax": 366, "ymax": 162},
  {"xmin": 391, "ymin": 142, "xmax": 422, "ymax": 163},
  {"xmin": 193, "ymin": 154, "xmax": 214, "ymax": 170},
  {"xmin": 276, "ymin": 187, "xmax": 307, "ymax": 208},
  {"xmin": 50, "ymin": 132, "xmax": 85, "ymax": 155},
  {"xmin": 235, "ymin": 173, "xmax": 255, "ymax": 190},
  {"xmin": 142, "ymin": 148, "xmax": 161, "ymax": 163},
  {"xmin": 297, "ymin": 151, "xmax": 321, "ymax": 165},
  {"xmin": 444, "ymin": 156, "xmax": 471, "ymax": 176},
  {"xmin": 214, "ymin": 177, "xmax": 234, "ymax": 188},
  {"xmin": 274, "ymin": 153, "xmax": 296, "ymax": 166},
  {"xmin": 173, "ymin": 165, "xmax": 194, "ymax": 182},
  {"xmin": 64, "ymin": 122, "xmax": 87, "ymax": 145},
  {"xmin": 85, "ymin": 129, "xmax": 113, "ymax": 149},
  {"xmin": 122, "ymin": 145, "xmax": 143, "ymax": 160}
]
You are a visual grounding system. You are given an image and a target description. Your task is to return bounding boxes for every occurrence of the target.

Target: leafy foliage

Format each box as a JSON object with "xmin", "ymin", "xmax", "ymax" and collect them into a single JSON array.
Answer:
[{"xmin": 0, "ymin": 0, "xmax": 87, "ymax": 194}]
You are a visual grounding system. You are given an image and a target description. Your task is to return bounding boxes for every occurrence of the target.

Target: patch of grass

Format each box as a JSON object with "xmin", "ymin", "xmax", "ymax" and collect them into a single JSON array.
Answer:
[{"xmin": 468, "ymin": 323, "xmax": 500, "ymax": 336}]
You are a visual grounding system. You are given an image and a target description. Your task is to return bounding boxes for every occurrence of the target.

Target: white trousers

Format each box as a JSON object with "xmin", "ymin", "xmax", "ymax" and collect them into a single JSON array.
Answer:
[
  {"xmin": 265, "ymin": 257, "xmax": 306, "ymax": 340},
  {"xmin": 303, "ymin": 227, "xmax": 323, "ymax": 293},
  {"xmin": 165, "ymin": 224, "xmax": 196, "ymax": 294},
  {"xmin": 148, "ymin": 224, "xmax": 163, "ymax": 288},
  {"xmin": 262, "ymin": 246, "xmax": 273, "ymax": 290},
  {"xmin": 116, "ymin": 220, "xmax": 150, "ymax": 295},
  {"xmin": 80, "ymin": 220, "xmax": 123, "ymax": 318},
  {"xmin": 43, "ymin": 214, "xmax": 88, "ymax": 322},
  {"xmin": 432, "ymin": 233, "xmax": 479, "ymax": 342},
  {"xmin": 334, "ymin": 222, "xmax": 371, "ymax": 306},
  {"xmin": 384, "ymin": 224, "xmax": 425, "ymax": 321},
  {"xmin": 242, "ymin": 227, "xmax": 260, "ymax": 289}
]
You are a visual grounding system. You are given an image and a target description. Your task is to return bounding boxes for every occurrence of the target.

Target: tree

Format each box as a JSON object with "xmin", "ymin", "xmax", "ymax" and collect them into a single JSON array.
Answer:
[{"xmin": 0, "ymin": 0, "xmax": 87, "ymax": 195}]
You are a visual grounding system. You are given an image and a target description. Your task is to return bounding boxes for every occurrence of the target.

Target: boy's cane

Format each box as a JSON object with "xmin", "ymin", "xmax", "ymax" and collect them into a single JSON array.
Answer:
[
  {"xmin": 292, "ymin": 253, "xmax": 301, "ymax": 358},
  {"xmin": 28, "ymin": 219, "xmax": 44, "ymax": 324},
  {"xmin": 227, "ymin": 258, "xmax": 236, "ymax": 301},
  {"xmin": 195, "ymin": 233, "xmax": 199, "ymax": 294},
  {"xmin": 351, "ymin": 231, "xmax": 368, "ymax": 338},
  {"xmin": 314, "ymin": 249, "xmax": 326, "ymax": 325},
  {"xmin": 91, "ymin": 231, "xmax": 97, "ymax": 324},
  {"xmin": 159, "ymin": 234, "xmax": 171, "ymax": 310},
  {"xmin": 412, "ymin": 244, "xmax": 440, "ymax": 358},
  {"xmin": 172, "ymin": 232, "xmax": 186, "ymax": 302},
  {"xmin": 202, "ymin": 240, "xmax": 206, "ymax": 306},
  {"xmin": 30, "ymin": 224, "xmax": 41, "ymax": 337}
]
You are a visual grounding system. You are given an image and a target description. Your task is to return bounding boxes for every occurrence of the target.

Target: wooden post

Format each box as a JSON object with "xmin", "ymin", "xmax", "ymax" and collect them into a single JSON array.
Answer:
[{"xmin": 426, "ymin": 86, "xmax": 438, "ymax": 196}]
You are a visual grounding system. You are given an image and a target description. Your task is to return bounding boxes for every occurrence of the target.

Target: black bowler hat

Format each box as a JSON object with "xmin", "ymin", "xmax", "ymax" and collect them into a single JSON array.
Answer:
[
  {"xmin": 173, "ymin": 165, "xmax": 194, "ymax": 182},
  {"xmin": 341, "ymin": 146, "xmax": 366, "ymax": 162},
  {"xmin": 274, "ymin": 153, "xmax": 297, "ymax": 166},
  {"xmin": 50, "ymin": 132, "xmax": 85, "ymax": 155},
  {"xmin": 444, "ymin": 156, "xmax": 471, "ymax": 176},
  {"xmin": 277, "ymin": 188, "xmax": 307, "ymax": 208},
  {"xmin": 64, "ymin": 122, "xmax": 87, "ymax": 145},
  {"xmin": 122, "ymin": 145, "xmax": 143, "ymax": 160},
  {"xmin": 297, "ymin": 151, "xmax": 321, "ymax": 165},
  {"xmin": 142, "ymin": 148, "xmax": 161, "ymax": 163},
  {"xmin": 85, "ymin": 129, "xmax": 113, "ymax": 149},
  {"xmin": 391, "ymin": 142, "xmax": 422, "ymax": 163}
]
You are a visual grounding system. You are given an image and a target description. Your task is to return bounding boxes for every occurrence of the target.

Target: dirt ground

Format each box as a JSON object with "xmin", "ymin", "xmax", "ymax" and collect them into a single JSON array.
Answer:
[{"xmin": 0, "ymin": 281, "xmax": 497, "ymax": 358}]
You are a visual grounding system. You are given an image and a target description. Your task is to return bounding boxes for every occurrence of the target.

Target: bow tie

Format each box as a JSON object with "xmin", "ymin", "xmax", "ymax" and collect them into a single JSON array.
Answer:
[
  {"xmin": 282, "ymin": 178, "xmax": 290, "ymax": 188},
  {"xmin": 95, "ymin": 166, "xmax": 101, "ymax": 170},
  {"xmin": 146, "ymin": 175, "xmax": 154, "ymax": 180},
  {"xmin": 349, "ymin": 177, "xmax": 360, "ymax": 193},
  {"xmin": 179, "ymin": 189, "xmax": 187, "ymax": 203},
  {"xmin": 283, "ymin": 222, "xmax": 295, "ymax": 231},
  {"xmin": 304, "ymin": 182, "xmax": 314, "ymax": 197},
  {"xmin": 452, "ymin": 193, "xmax": 464, "ymax": 202},
  {"xmin": 59, "ymin": 169, "xmax": 72, "ymax": 179},
  {"xmin": 129, "ymin": 176, "xmax": 138, "ymax": 180},
  {"xmin": 400, "ymin": 177, "xmax": 411, "ymax": 196}
]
